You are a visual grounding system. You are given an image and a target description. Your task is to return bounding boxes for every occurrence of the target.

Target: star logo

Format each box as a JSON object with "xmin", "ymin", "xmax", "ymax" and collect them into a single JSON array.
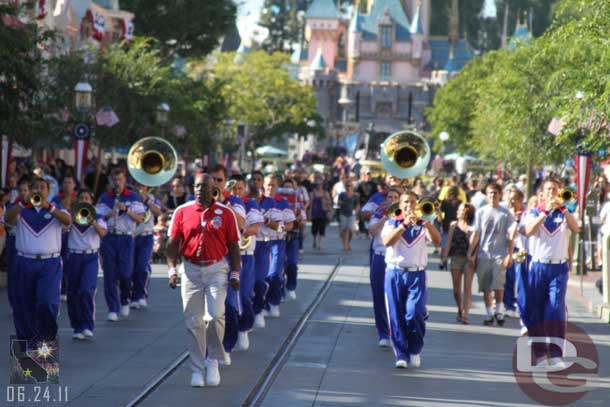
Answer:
[{"xmin": 24, "ymin": 368, "xmax": 32, "ymax": 377}]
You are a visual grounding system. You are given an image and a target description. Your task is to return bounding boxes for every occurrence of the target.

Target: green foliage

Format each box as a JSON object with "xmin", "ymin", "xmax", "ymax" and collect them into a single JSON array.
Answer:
[
  {"xmin": 259, "ymin": 0, "xmax": 308, "ymax": 53},
  {"xmin": 208, "ymin": 51, "xmax": 320, "ymax": 146},
  {"xmin": 120, "ymin": 0, "xmax": 237, "ymax": 58}
]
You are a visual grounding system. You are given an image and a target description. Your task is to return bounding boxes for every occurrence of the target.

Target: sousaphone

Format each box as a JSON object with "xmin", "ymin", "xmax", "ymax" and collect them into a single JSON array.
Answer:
[
  {"xmin": 380, "ymin": 130, "xmax": 431, "ymax": 180},
  {"xmin": 127, "ymin": 137, "xmax": 178, "ymax": 187}
]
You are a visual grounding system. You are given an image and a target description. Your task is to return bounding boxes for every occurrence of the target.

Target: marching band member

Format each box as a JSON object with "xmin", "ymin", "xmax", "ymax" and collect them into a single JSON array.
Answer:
[
  {"xmin": 166, "ymin": 173, "xmax": 241, "ymax": 387},
  {"xmin": 210, "ymin": 164, "xmax": 246, "ymax": 361},
  {"xmin": 229, "ymin": 175, "xmax": 263, "ymax": 351},
  {"xmin": 523, "ymin": 178, "xmax": 579, "ymax": 367},
  {"xmin": 131, "ymin": 184, "xmax": 163, "ymax": 308},
  {"xmin": 5, "ymin": 177, "xmax": 72, "ymax": 344},
  {"xmin": 96, "ymin": 168, "xmax": 145, "ymax": 322},
  {"xmin": 279, "ymin": 178, "xmax": 306, "ymax": 301},
  {"xmin": 52, "ymin": 174, "xmax": 78, "ymax": 302},
  {"xmin": 504, "ymin": 187, "xmax": 525, "ymax": 318},
  {"xmin": 65, "ymin": 189, "xmax": 107, "ymax": 340},
  {"xmin": 368, "ymin": 187, "xmax": 401, "ymax": 347},
  {"xmin": 5, "ymin": 176, "xmax": 30, "ymax": 312},
  {"xmin": 251, "ymin": 171, "xmax": 282, "ymax": 328},
  {"xmin": 381, "ymin": 191, "xmax": 441, "ymax": 368},
  {"xmin": 264, "ymin": 174, "xmax": 295, "ymax": 318}
]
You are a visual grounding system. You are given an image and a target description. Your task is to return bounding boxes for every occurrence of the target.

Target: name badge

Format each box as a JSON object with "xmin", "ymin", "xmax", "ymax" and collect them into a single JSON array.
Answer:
[{"xmin": 44, "ymin": 213, "xmax": 52, "ymax": 220}]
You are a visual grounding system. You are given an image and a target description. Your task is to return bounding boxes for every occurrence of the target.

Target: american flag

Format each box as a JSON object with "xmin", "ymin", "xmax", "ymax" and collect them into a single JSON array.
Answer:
[
  {"xmin": 96, "ymin": 107, "xmax": 120, "ymax": 127},
  {"xmin": 547, "ymin": 117, "xmax": 565, "ymax": 136}
]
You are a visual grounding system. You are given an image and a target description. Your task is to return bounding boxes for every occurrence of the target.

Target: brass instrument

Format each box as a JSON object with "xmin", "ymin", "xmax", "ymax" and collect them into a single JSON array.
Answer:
[
  {"xmin": 386, "ymin": 202, "xmax": 402, "ymax": 218},
  {"xmin": 380, "ymin": 130, "xmax": 431, "ymax": 179},
  {"xmin": 225, "ymin": 179, "xmax": 238, "ymax": 193},
  {"xmin": 30, "ymin": 193, "xmax": 42, "ymax": 207},
  {"xmin": 143, "ymin": 209, "xmax": 152, "ymax": 224},
  {"xmin": 558, "ymin": 188, "xmax": 576, "ymax": 204},
  {"xmin": 127, "ymin": 137, "xmax": 178, "ymax": 187},
  {"xmin": 415, "ymin": 197, "xmax": 439, "ymax": 223},
  {"xmin": 239, "ymin": 235, "xmax": 253, "ymax": 250},
  {"xmin": 73, "ymin": 202, "xmax": 96, "ymax": 226},
  {"xmin": 512, "ymin": 249, "xmax": 528, "ymax": 264}
]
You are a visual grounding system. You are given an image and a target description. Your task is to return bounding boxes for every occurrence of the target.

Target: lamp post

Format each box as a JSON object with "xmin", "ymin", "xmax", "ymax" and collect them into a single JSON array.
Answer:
[
  {"xmin": 74, "ymin": 81, "xmax": 93, "ymax": 113},
  {"xmin": 439, "ymin": 131, "xmax": 449, "ymax": 155},
  {"xmin": 156, "ymin": 102, "xmax": 170, "ymax": 132},
  {"xmin": 73, "ymin": 80, "xmax": 94, "ymax": 186}
]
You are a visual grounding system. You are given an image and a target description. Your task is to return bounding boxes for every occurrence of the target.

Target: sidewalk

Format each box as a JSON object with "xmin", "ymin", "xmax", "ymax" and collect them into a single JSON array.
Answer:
[{"xmin": 262, "ymin": 236, "xmax": 610, "ymax": 407}]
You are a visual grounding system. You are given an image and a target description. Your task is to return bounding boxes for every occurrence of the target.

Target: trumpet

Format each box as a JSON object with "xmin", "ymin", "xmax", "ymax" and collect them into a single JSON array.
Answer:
[
  {"xmin": 558, "ymin": 188, "xmax": 576, "ymax": 204},
  {"xmin": 73, "ymin": 202, "xmax": 97, "ymax": 226},
  {"xmin": 30, "ymin": 193, "xmax": 43, "ymax": 207},
  {"xmin": 414, "ymin": 197, "xmax": 439, "ymax": 223}
]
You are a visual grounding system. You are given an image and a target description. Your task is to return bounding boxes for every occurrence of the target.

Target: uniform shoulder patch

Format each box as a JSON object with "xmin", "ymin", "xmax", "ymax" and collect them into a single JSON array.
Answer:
[{"xmin": 214, "ymin": 209, "xmax": 223, "ymax": 215}]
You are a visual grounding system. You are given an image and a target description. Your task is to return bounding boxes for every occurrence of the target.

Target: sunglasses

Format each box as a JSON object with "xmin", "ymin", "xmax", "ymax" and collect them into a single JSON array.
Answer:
[{"xmin": 213, "ymin": 177, "xmax": 225, "ymax": 183}]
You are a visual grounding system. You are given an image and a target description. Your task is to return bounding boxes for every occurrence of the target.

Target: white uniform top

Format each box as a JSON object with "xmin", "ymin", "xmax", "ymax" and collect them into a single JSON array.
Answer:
[
  {"xmin": 256, "ymin": 196, "xmax": 283, "ymax": 241},
  {"xmin": 134, "ymin": 196, "xmax": 161, "ymax": 236},
  {"xmin": 242, "ymin": 198, "xmax": 264, "ymax": 253},
  {"xmin": 369, "ymin": 208, "xmax": 388, "ymax": 254},
  {"xmin": 96, "ymin": 188, "xmax": 145, "ymax": 235},
  {"xmin": 381, "ymin": 219, "xmax": 429, "ymax": 268},
  {"xmin": 15, "ymin": 204, "xmax": 68, "ymax": 255},
  {"xmin": 68, "ymin": 217, "xmax": 108, "ymax": 251},
  {"xmin": 513, "ymin": 211, "xmax": 528, "ymax": 252},
  {"xmin": 523, "ymin": 208, "xmax": 570, "ymax": 262},
  {"xmin": 278, "ymin": 199, "xmax": 297, "ymax": 240}
]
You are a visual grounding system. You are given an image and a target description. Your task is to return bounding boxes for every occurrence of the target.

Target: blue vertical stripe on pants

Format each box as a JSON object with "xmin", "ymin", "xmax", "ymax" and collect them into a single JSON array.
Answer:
[
  {"xmin": 385, "ymin": 268, "xmax": 427, "ymax": 361},
  {"xmin": 253, "ymin": 241, "xmax": 270, "ymax": 315},
  {"xmin": 12, "ymin": 256, "xmax": 62, "ymax": 342},
  {"xmin": 266, "ymin": 240, "xmax": 285, "ymax": 307},
  {"xmin": 516, "ymin": 255, "xmax": 531, "ymax": 327},
  {"xmin": 100, "ymin": 234, "xmax": 135, "ymax": 313},
  {"xmin": 65, "ymin": 252, "xmax": 99, "ymax": 332},
  {"xmin": 239, "ymin": 255, "xmax": 255, "ymax": 332},
  {"xmin": 370, "ymin": 253, "xmax": 389, "ymax": 341},
  {"xmin": 132, "ymin": 234, "xmax": 154, "ymax": 302}
]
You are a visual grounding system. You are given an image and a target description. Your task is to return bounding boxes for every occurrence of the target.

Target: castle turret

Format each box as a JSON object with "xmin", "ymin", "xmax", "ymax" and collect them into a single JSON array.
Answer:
[
  {"xmin": 305, "ymin": 0, "xmax": 342, "ymax": 70},
  {"xmin": 347, "ymin": 7, "xmax": 362, "ymax": 79}
]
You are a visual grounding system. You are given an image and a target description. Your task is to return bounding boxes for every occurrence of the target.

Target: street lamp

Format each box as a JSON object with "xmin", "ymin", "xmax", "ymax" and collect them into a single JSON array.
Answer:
[
  {"xmin": 439, "ymin": 131, "xmax": 449, "ymax": 155},
  {"xmin": 156, "ymin": 102, "xmax": 170, "ymax": 127},
  {"xmin": 74, "ymin": 81, "xmax": 93, "ymax": 113}
]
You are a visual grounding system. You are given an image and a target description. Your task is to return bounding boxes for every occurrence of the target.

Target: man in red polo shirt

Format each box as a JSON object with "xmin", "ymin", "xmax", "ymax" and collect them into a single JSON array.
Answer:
[{"xmin": 166, "ymin": 173, "xmax": 241, "ymax": 388}]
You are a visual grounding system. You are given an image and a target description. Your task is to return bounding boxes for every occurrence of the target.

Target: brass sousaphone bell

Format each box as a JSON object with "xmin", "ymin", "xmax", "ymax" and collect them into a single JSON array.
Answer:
[
  {"xmin": 380, "ymin": 130, "xmax": 431, "ymax": 180},
  {"xmin": 127, "ymin": 137, "xmax": 178, "ymax": 187},
  {"xmin": 73, "ymin": 202, "xmax": 97, "ymax": 226}
]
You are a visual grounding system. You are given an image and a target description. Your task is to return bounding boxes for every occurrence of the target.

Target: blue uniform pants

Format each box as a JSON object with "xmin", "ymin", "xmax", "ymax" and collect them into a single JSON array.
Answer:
[
  {"xmin": 239, "ymin": 255, "xmax": 255, "ymax": 332},
  {"xmin": 100, "ymin": 234, "xmax": 135, "ymax": 313},
  {"xmin": 6, "ymin": 235, "xmax": 16, "ymax": 309},
  {"xmin": 12, "ymin": 256, "xmax": 62, "ymax": 342},
  {"xmin": 526, "ymin": 262, "xmax": 568, "ymax": 359},
  {"xmin": 503, "ymin": 263, "xmax": 517, "ymax": 312},
  {"xmin": 253, "ymin": 241, "xmax": 270, "ymax": 315},
  {"xmin": 370, "ymin": 253, "xmax": 389, "ymax": 341},
  {"xmin": 516, "ymin": 256, "xmax": 531, "ymax": 327},
  {"xmin": 65, "ymin": 253, "xmax": 99, "ymax": 333},
  {"xmin": 60, "ymin": 232, "xmax": 70, "ymax": 295},
  {"xmin": 223, "ymin": 279, "xmax": 241, "ymax": 353},
  {"xmin": 266, "ymin": 240, "xmax": 285, "ymax": 307},
  {"xmin": 285, "ymin": 234, "xmax": 299, "ymax": 291},
  {"xmin": 132, "ymin": 234, "xmax": 154, "ymax": 302},
  {"xmin": 385, "ymin": 268, "xmax": 427, "ymax": 361}
]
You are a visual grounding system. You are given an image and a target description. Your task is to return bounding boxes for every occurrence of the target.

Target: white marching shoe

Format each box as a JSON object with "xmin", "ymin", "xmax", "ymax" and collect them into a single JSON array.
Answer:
[
  {"xmin": 190, "ymin": 371, "xmax": 204, "ymax": 387},
  {"xmin": 120, "ymin": 305, "xmax": 130, "ymax": 318},
  {"xmin": 235, "ymin": 331, "xmax": 250, "ymax": 352},
  {"xmin": 269, "ymin": 305, "xmax": 280, "ymax": 318},
  {"xmin": 138, "ymin": 298, "xmax": 148, "ymax": 308},
  {"xmin": 286, "ymin": 290, "xmax": 297, "ymax": 301},
  {"xmin": 410, "ymin": 354, "xmax": 422, "ymax": 368},
  {"xmin": 72, "ymin": 332, "xmax": 85, "ymax": 340},
  {"xmin": 106, "ymin": 312, "xmax": 119, "ymax": 322},
  {"xmin": 129, "ymin": 301, "xmax": 140, "ymax": 309},
  {"xmin": 378, "ymin": 338, "xmax": 391, "ymax": 348},
  {"xmin": 395, "ymin": 360, "xmax": 408, "ymax": 369},
  {"xmin": 219, "ymin": 353, "xmax": 231, "ymax": 366},
  {"xmin": 254, "ymin": 313, "xmax": 266, "ymax": 329},
  {"xmin": 205, "ymin": 359, "xmax": 220, "ymax": 386},
  {"xmin": 82, "ymin": 329, "xmax": 94, "ymax": 338}
]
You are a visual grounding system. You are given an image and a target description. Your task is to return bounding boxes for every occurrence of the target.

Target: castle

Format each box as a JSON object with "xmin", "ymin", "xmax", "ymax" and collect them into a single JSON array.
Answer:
[{"xmin": 294, "ymin": 0, "xmax": 475, "ymax": 156}]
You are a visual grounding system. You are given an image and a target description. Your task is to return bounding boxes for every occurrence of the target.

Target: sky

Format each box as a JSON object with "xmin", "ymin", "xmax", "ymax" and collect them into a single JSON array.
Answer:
[{"xmin": 236, "ymin": 0, "xmax": 266, "ymax": 46}]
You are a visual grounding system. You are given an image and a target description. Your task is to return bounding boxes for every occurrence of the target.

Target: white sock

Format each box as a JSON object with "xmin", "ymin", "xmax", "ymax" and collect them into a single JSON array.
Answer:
[
  {"xmin": 495, "ymin": 303, "xmax": 504, "ymax": 314},
  {"xmin": 486, "ymin": 307, "xmax": 493, "ymax": 317}
]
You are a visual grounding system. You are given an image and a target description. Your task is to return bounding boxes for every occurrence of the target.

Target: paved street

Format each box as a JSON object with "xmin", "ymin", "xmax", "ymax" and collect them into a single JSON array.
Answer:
[{"xmin": 2, "ymin": 225, "xmax": 610, "ymax": 406}]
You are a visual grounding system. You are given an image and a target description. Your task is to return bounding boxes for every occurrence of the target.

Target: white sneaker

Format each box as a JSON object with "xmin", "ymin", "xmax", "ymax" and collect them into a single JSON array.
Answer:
[
  {"xmin": 505, "ymin": 309, "xmax": 519, "ymax": 318},
  {"xmin": 60, "ymin": 294, "xmax": 67, "ymax": 302},
  {"xmin": 254, "ymin": 313, "xmax": 266, "ymax": 328},
  {"xmin": 120, "ymin": 305, "xmax": 130, "ymax": 318},
  {"xmin": 520, "ymin": 326, "xmax": 529, "ymax": 336},
  {"xmin": 395, "ymin": 360, "xmax": 408, "ymax": 369},
  {"xmin": 190, "ymin": 371, "xmax": 204, "ymax": 387},
  {"xmin": 72, "ymin": 332, "xmax": 85, "ymax": 340},
  {"xmin": 378, "ymin": 339, "xmax": 391, "ymax": 348},
  {"xmin": 106, "ymin": 312, "xmax": 119, "ymax": 322},
  {"xmin": 82, "ymin": 329, "xmax": 94, "ymax": 338},
  {"xmin": 219, "ymin": 353, "xmax": 231, "ymax": 366},
  {"xmin": 129, "ymin": 301, "xmax": 140, "ymax": 309},
  {"xmin": 138, "ymin": 298, "xmax": 148, "ymax": 308},
  {"xmin": 205, "ymin": 359, "xmax": 220, "ymax": 386},
  {"xmin": 235, "ymin": 331, "xmax": 250, "ymax": 352},
  {"xmin": 262, "ymin": 309, "xmax": 269, "ymax": 317},
  {"xmin": 286, "ymin": 290, "xmax": 297, "ymax": 301},
  {"xmin": 410, "ymin": 354, "xmax": 421, "ymax": 368},
  {"xmin": 269, "ymin": 305, "xmax": 280, "ymax": 318}
]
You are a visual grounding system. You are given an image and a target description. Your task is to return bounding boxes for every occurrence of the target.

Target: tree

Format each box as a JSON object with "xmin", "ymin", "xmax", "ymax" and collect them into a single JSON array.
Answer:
[
  {"xmin": 209, "ymin": 50, "xmax": 321, "ymax": 148},
  {"xmin": 120, "ymin": 0, "xmax": 237, "ymax": 58},
  {"xmin": 259, "ymin": 0, "xmax": 304, "ymax": 53}
]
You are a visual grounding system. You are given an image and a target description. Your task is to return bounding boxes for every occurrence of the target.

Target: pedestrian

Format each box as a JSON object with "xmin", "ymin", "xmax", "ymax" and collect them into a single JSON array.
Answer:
[
  {"xmin": 355, "ymin": 171, "xmax": 377, "ymax": 238},
  {"xmin": 522, "ymin": 177, "xmax": 580, "ymax": 367},
  {"xmin": 166, "ymin": 173, "xmax": 241, "ymax": 387},
  {"xmin": 337, "ymin": 181, "xmax": 359, "ymax": 251},
  {"xmin": 310, "ymin": 181, "xmax": 332, "ymax": 250},
  {"xmin": 441, "ymin": 203, "xmax": 476, "ymax": 324},
  {"xmin": 503, "ymin": 187, "xmax": 525, "ymax": 319},
  {"xmin": 467, "ymin": 183, "xmax": 515, "ymax": 326},
  {"xmin": 381, "ymin": 191, "xmax": 441, "ymax": 368}
]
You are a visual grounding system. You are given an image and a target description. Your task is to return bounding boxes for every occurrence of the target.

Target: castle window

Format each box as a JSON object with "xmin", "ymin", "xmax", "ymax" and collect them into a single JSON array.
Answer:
[
  {"xmin": 380, "ymin": 62, "xmax": 391, "ymax": 81},
  {"xmin": 381, "ymin": 26, "xmax": 392, "ymax": 49}
]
